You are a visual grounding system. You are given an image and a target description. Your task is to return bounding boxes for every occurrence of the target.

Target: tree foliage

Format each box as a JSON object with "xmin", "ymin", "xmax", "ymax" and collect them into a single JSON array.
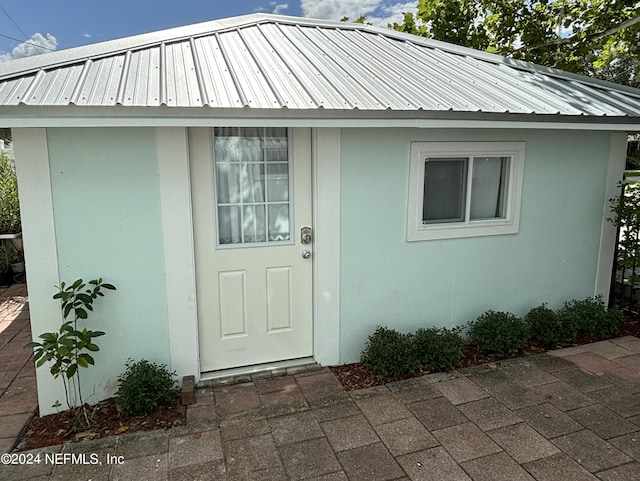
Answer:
[{"xmin": 389, "ymin": 0, "xmax": 640, "ymax": 86}]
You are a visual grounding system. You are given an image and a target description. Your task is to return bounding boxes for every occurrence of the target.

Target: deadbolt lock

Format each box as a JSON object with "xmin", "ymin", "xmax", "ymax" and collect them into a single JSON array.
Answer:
[{"xmin": 301, "ymin": 227, "xmax": 312, "ymax": 244}]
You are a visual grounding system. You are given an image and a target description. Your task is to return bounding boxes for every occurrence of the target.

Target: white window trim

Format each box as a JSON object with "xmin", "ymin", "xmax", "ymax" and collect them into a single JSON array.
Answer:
[{"xmin": 407, "ymin": 141, "xmax": 525, "ymax": 241}]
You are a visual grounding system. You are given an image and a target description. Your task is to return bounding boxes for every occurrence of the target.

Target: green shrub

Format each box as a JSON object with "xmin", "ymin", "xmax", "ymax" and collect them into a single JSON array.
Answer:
[
  {"xmin": 361, "ymin": 326, "xmax": 419, "ymax": 379},
  {"xmin": 468, "ymin": 310, "xmax": 529, "ymax": 356},
  {"xmin": 559, "ymin": 296, "xmax": 621, "ymax": 340},
  {"xmin": 525, "ymin": 304, "xmax": 577, "ymax": 346},
  {"xmin": 413, "ymin": 327, "xmax": 464, "ymax": 371},
  {"xmin": 0, "ymin": 153, "xmax": 20, "ymax": 234},
  {"xmin": 116, "ymin": 359, "xmax": 177, "ymax": 416}
]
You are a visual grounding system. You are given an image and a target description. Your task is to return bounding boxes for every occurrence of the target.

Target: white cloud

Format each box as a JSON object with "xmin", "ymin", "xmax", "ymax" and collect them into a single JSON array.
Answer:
[
  {"xmin": 300, "ymin": 0, "xmax": 381, "ymax": 21},
  {"xmin": 300, "ymin": 0, "xmax": 416, "ymax": 27},
  {"xmin": 81, "ymin": 32, "xmax": 92, "ymax": 39},
  {"xmin": 0, "ymin": 33, "xmax": 58, "ymax": 62},
  {"xmin": 270, "ymin": 2, "xmax": 289, "ymax": 14},
  {"xmin": 366, "ymin": 2, "xmax": 417, "ymax": 27}
]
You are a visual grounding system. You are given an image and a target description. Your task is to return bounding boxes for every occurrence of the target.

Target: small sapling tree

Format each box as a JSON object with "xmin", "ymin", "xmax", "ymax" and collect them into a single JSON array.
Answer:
[{"xmin": 25, "ymin": 278, "xmax": 116, "ymax": 428}]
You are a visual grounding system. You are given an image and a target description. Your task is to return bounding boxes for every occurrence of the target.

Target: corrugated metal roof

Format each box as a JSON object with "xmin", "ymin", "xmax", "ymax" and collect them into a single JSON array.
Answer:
[{"xmin": 0, "ymin": 13, "xmax": 639, "ymax": 119}]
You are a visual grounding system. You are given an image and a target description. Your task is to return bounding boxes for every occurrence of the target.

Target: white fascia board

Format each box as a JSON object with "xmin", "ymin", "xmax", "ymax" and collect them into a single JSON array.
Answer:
[
  {"xmin": 3, "ymin": 117, "xmax": 639, "ymax": 131},
  {"xmin": 0, "ymin": 107, "xmax": 639, "ymax": 130}
]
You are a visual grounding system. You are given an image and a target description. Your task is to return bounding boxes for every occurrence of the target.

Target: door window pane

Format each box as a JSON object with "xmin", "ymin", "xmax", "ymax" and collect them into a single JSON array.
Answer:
[
  {"xmin": 214, "ymin": 132, "xmax": 241, "ymax": 162},
  {"xmin": 423, "ymin": 158, "xmax": 467, "ymax": 223},
  {"xmin": 266, "ymin": 164, "xmax": 289, "ymax": 202},
  {"xmin": 238, "ymin": 127, "xmax": 264, "ymax": 162},
  {"xmin": 214, "ymin": 127, "xmax": 291, "ymax": 246},
  {"xmin": 265, "ymin": 128, "xmax": 288, "ymax": 161},
  {"xmin": 216, "ymin": 163, "xmax": 240, "ymax": 204},
  {"xmin": 218, "ymin": 206, "xmax": 241, "ymax": 244},
  {"xmin": 243, "ymin": 205, "xmax": 266, "ymax": 243},
  {"xmin": 240, "ymin": 163, "xmax": 265, "ymax": 203},
  {"xmin": 268, "ymin": 205, "xmax": 290, "ymax": 241}
]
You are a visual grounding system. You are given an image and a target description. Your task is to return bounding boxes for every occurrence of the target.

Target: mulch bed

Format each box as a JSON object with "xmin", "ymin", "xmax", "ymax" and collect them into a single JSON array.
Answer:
[
  {"xmin": 18, "ymin": 396, "xmax": 186, "ymax": 451},
  {"xmin": 330, "ymin": 317, "xmax": 640, "ymax": 391}
]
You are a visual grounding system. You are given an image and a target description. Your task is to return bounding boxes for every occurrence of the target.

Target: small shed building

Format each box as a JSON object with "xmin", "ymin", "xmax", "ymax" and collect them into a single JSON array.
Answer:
[{"xmin": 1, "ymin": 14, "xmax": 639, "ymax": 414}]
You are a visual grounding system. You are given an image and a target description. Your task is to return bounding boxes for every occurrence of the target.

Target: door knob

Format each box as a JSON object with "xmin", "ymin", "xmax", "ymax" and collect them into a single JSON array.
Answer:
[{"xmin": 302, "ymin": 250, "xmax": 311, "ymax": 259}]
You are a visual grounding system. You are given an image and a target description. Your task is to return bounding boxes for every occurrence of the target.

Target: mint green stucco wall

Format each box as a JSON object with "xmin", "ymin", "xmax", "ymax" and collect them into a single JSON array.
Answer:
[
  {"xmin": 47, "ymin": 128, "xmax": 169, "ymax": 400},
  {"xmin": 339, "ymin": 128, "xmax": 612, "ymax": 363}
]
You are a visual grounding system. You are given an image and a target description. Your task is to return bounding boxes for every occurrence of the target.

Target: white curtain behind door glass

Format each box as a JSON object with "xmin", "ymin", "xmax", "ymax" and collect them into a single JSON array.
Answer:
[
  {"xmin": 214, "ymin": 127, "xmax": 290, "ymax": 244},
  {"xmin": 470, "ymin": 156, "xmax": 509, "ymax": 220}
]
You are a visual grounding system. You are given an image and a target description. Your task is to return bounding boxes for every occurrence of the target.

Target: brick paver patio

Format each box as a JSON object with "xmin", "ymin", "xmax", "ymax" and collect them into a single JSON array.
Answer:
[
  {"xmin": 1, "ymin": 288, "xmax": 640, "ymax": 480},
  {"xmin": 0, "ymin": 283, "xmax": 34, "ymax": 456}
]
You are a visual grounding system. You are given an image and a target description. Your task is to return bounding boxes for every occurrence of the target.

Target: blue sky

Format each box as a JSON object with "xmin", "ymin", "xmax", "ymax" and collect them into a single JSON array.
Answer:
[{"xmin": 0, "ymin": 0, "xmax": 416, "ymax": 61}]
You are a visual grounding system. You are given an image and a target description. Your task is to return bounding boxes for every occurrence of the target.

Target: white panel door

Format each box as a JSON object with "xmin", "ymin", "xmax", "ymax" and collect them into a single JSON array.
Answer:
[{"xmin": 190, "ymin": 127, "xmax": 313, "ymax": 372}]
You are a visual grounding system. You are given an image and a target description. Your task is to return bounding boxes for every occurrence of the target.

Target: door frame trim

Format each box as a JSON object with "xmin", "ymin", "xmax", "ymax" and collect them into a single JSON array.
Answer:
[
  {"xmin": 160, "ymin": 126, "xmax": 342, "ymax": 382},
  {"xmin": 158, "ymin": 127, "xmax": 201, "ymax": 382},
  {"xmin": 312, "ymin": 128, "xmax": 341, "ymax": 366}
]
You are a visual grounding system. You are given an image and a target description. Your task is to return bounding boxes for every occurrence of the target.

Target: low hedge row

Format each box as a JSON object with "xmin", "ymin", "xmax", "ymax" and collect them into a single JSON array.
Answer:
[
  {"xmin": 361, "ymin": 326, "xmax": 464, "ymax": 378},
  {"xmin": 361, "ymin": 296, "xmax": 621, "ymax": 379}
]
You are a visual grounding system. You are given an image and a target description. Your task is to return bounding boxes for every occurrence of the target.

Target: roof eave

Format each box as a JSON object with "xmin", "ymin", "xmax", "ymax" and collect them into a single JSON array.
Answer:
[{"xmin": 1, "ymin": 105, "xmax": 638, "ymax": 130}]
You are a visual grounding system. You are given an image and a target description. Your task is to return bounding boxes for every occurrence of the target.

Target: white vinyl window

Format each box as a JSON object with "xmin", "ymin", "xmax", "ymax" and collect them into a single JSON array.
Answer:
[{"xmin": 407, "ymin": 142, "xmax": 525, "ymax": 241}]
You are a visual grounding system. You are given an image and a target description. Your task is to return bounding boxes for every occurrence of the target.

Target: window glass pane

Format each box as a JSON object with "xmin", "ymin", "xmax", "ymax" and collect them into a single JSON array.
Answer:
[
  {"xmin": 423, "ymin": 158, "xmax": 467, "ymax": 223},
  {"xmin": 265, "ymin": 128, "xmax": 288, "ymax": 162},
  {"xmin": 214, "ymin": 127, "xmax": 241, "ymax": 162},
  {"xmin": 216, "ymin": 163, "xmax": 240, "ymax": 204},
  {"xmin": 266, "ymin": 163, "xmax": 289, "ymax": 202},
  {"xmin": 243, "ymin": 205, "xmax": 266, "ymax": 243},
  {"xmin": 240, "ymin": 163, "xmax": 265, "ymax": 203},
  {"xmin": 268, "ymin": 205, "xmax": 290, "ymax": 241},
  {"xmin": 218, "ymin": 206, "xmax": 241, "ymax": 244},
  {"xmin": 238, "ymin": 127, "xmax": 263, "ymax": 162},
  {"xmin": 470, "ymin": 156, "xmax": 510, "ymax": 220},
  {"xmin": 213, "ymin": 127, "xmax": 290, "ymax": 246}
]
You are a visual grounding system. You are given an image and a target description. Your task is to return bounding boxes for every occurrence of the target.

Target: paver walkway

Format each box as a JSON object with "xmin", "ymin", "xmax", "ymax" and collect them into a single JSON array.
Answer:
[
  {"xmin": 0, "ymin": 283, "xmax": 35, "ymax": 455},
  {"xmin": 1, "ymin": 291, "xmax": 640, "ymax": 480}
]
